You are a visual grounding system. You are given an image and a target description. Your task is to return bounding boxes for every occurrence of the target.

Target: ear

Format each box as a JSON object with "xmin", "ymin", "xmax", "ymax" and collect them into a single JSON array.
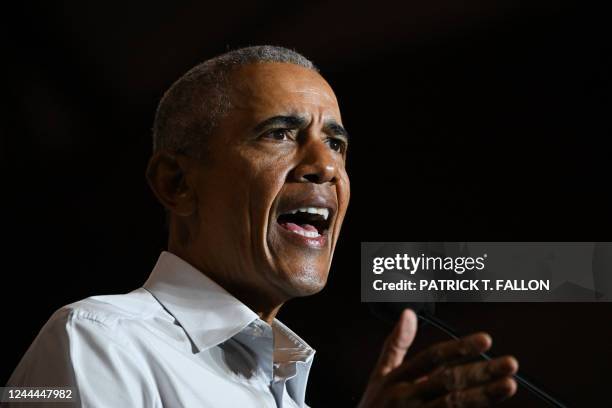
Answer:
[{"xmin": 146, "ymin": 150, "xmax": 196, "ymax": 217}]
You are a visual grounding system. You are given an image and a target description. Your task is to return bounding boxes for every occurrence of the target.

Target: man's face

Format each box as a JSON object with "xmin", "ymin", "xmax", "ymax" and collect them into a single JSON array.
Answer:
[{"xmin": 187, "ymin": 63, "xmax": 350, "ymax": 302}]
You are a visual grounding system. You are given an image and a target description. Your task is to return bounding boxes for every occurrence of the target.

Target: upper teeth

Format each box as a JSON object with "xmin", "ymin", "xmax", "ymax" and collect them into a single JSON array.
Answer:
[{"xmin": 289, "ymin": 207, "xmax": 329, "ymax": 220}]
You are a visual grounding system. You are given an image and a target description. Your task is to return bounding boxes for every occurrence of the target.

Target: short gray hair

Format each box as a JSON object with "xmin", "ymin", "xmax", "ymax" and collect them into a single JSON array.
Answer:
[{"xmin": 152, "ymin": 45, "xmax": 318, "ymax": 157}]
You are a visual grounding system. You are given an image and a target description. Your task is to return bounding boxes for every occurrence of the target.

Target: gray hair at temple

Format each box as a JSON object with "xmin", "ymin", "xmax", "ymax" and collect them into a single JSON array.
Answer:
[{"xmin": 152, "ymin": 45, "xmax": 318, "ymax": 158}]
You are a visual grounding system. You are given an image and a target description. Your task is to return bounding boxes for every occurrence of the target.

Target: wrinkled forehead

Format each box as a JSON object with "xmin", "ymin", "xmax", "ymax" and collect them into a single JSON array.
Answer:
[{"xmin": 227, "ymin": 63, "xmax": 342, "ymax": 122}]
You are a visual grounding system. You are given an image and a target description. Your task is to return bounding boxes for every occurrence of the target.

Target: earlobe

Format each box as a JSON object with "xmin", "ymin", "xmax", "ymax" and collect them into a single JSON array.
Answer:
[{"xmin": 146, "ymin": 151, "xmax": 196, "ymax": 217}]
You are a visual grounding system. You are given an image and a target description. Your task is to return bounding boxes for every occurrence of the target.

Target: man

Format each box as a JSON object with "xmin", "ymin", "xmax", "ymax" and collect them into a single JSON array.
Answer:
[{"xmin": 8, "ymin": 46, "xmax": 518, "ymax": 407}]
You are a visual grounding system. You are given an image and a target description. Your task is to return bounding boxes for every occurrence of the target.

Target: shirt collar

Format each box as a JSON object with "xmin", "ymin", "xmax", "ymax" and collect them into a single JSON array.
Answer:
[
  {"xmin": 143, "ymin": 251, "xmax": 316, "ymax": 406},
  {"xmin": 142, "ymin": 251, "xmax": 315, "ymax": 360},
  {"xmin": 143, "ymin": 251, "xmax": 259, "ymax": 352}
]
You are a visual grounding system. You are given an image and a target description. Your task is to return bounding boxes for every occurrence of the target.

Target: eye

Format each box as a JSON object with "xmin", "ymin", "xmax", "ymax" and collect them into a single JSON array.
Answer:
[
  {"xmin": 326, "ymin": 137, "xmax": 346, "ymax": 153},
  {"xmin": 261, "ymin": 128, "xmax": 293, "ymax": 141}
]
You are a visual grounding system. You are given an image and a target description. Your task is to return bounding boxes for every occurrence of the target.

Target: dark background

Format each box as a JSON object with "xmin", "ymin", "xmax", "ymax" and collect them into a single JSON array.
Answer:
[{"xmin": 3, "ymin": 1, "xmax": 611, "ymax": 406}]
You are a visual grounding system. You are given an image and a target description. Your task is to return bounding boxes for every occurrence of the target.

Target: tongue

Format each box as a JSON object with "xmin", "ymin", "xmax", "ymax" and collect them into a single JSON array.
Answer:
[{"xmin": 281, "ymin": 222, "xmax": 318, "ymax": 233}]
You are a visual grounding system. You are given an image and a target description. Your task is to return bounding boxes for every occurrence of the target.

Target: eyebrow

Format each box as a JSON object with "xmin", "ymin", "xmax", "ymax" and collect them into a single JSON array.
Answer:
[
  {"xmin": 323, "ymin": 119, "xmax": 349, "ymax": 141},
  {"xmin": 252, "ymin": 115, "xmax": 308, "ymax": 133},
  {"xmin": 253, "ymin": 115, "xmax": 349, "ymax": 141}
]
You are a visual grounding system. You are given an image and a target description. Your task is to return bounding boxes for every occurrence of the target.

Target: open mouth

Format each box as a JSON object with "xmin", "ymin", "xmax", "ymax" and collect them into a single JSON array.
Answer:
[{"xmin": 277, "ymin": 207, "xmax": 331, "ymax": 239}]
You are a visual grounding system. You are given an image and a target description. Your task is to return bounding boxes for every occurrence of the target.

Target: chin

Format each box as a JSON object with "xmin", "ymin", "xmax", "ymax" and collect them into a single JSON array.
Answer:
[{"xmin": 280, "ymin": 265, "xmax": 329, "ymax": 297}]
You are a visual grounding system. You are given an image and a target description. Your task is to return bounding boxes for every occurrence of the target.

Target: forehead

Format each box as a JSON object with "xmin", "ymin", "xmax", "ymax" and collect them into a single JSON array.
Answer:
[{"xmin": 227, "ymin": 63, "xmax": 341, "ymax": 122}]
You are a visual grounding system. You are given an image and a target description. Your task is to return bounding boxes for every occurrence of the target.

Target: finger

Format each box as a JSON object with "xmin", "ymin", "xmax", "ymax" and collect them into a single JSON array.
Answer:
[
  {"xmin": 373, "ymin": 309, "xmax": 418, "ymax": 378},
  {"xmin": 390, "ymin": 332, "xmax": 492, "ymax": 382},
  {"xmin": 423, "ymin": 377, "xmax": 518, "ymax": 408},
  {"xmin": 414, "ymin": 356, "xmax": 518, "ymax": 399}
]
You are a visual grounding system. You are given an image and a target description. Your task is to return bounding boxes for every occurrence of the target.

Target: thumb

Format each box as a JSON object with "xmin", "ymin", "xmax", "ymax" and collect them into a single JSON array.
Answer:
[{"xmin": 373, "ymin": 308, "xmax": 418, "ymax": 378}]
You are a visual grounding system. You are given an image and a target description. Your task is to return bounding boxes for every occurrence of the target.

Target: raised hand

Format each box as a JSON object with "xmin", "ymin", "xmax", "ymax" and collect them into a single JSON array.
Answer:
[{"xmin": 358, "ymin": 309, "xmax": 518, "ymax": 408}]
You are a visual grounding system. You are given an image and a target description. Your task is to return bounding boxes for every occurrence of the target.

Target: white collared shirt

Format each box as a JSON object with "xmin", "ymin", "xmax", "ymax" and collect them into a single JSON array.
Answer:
[{"xmin": 8, "ymin": 252, "xmax": 315, "ymax": 407}]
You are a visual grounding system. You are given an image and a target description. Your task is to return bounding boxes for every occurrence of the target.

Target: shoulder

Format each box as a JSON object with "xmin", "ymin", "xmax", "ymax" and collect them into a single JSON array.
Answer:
[
  {"xmin": 43, "ymin": 288, "xmax": 165, "ymax": 344},
  {"xmin": 10, "ymin": 290, "xmax": 166, "ymax": 405},
  {"xmin": 9, "ymin": 289, "xmax": 164, "ymax": 387},
  {"xmin": 61, "ymin": 288, "xmax": 160, "ymax": 324}
]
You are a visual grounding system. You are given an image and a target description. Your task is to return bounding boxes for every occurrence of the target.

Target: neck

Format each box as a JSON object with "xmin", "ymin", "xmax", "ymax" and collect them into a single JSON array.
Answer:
[
  {"xmin": 255, "ymin": 304, "xmax": 283, "ymax": 325},
  {"xmin": 168, "ymin": 242, "xmax": 285, "ymax": 325}
]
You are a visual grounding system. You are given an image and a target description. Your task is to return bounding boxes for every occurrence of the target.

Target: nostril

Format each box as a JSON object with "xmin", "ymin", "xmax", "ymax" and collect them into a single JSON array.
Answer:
[
  {"xmin": 303, "ymin": 174, "xmax": 320, "ymax": 183},
  {"xmin": 293, "ymin": 163, "xmax": 337, "ymax": 184}
]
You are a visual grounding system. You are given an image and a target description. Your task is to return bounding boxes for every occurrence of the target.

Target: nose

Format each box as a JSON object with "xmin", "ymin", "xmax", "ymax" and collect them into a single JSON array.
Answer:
[{"xmin": 291, "ymin": 139, "xmax": 338, "ymax": 184}]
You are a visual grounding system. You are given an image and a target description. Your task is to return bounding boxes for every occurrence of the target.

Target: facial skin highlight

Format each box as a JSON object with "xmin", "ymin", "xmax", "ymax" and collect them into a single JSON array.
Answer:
[{"xmin": 147, "ymin": 63, "xmax": 350, "ymax": 322}]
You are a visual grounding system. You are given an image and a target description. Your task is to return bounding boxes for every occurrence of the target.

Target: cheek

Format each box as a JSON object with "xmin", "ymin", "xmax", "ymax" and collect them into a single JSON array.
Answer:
[
  {"xmin": 336, "ymin": 168, "xmax": 351, "ymax": 218},
  {"xmin": 235, "ymin": 149, "xmax": 293, "ymax": 224},
  {"xmin": 235, "ymin": 144, "xmax": 294, "ymax": 179}
]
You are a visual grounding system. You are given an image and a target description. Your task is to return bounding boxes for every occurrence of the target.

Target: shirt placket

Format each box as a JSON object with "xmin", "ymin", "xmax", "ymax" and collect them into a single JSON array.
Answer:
[{"xmin": 236, "ymin": 320, "xmax": 290, "ymax": 407}]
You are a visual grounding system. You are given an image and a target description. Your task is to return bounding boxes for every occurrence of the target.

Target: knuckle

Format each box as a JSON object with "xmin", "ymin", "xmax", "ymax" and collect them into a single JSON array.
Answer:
[
  {"xmin": 441, "ymin": 367, "xmax": 464, "ymax": 390},
  {"xmin": 440, "ymin": 368, "xmax": 454, "ymax": 389},
  {"xmin": 459, "ymin": 338, "xmax": 478, "ymax": 357},
  {"xmin": 457, "ymin": 344, "xmax": 471, "ymax": 357}
]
